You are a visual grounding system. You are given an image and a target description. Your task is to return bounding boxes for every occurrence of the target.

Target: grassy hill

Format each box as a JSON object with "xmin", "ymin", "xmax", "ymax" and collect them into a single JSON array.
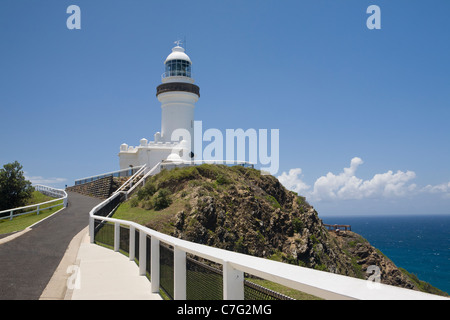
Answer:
[
  {"xmin": 113, "ymin": 164, "xmax": 448, "ymax": 297},
  {"xmin": 0, "ymin": 191, "xmax": 64, "ymax": 235}
]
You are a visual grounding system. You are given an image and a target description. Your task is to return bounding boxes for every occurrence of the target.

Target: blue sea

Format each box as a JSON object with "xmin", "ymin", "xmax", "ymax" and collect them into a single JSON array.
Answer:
[{"xmin": 321, "ymin": 215, "xmax": 450, "ymax": 294}]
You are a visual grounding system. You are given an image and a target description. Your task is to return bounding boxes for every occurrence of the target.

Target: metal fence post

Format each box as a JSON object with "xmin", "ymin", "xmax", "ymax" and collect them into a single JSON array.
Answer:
[
  {"xmin": 129, "ymin": 225, "xmax": 135, "ymax": 262},
  {"xmin": 174, "ymin": 246, "xmax": 186, "ymax": 300},
  {"xmin": 114, "ymin": 222, "xmax": 120, "ymax": 252},
  {"xmin": 139, "ymin": 230, "xmax": 147, "ymax": 276},
  {"xmin": 89, "ymin": 216, "xmax": 95, "ymax": 244},
  {"xmin": 223, "ymin": 261, "xmax": 244, "ymax": 300},
  {"xmin": 151, "ymin": 238, "xmax": 160, "ymax": 294}
]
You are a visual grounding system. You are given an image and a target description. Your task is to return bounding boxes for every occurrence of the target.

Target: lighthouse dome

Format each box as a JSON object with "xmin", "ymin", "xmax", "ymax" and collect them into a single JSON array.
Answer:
[
  {"xmin": 165, "ymin": 46, "xmax": 192, "ymax": 64},
  {"xmin": 163, "ymin": 45, "xmax": 193, "ymax": 80}
]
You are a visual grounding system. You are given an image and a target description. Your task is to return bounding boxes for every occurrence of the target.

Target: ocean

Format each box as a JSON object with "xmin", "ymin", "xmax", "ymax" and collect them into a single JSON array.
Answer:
[{"xmin": 321, "ymin": 214, "xmax": 450, "ymax": 295}]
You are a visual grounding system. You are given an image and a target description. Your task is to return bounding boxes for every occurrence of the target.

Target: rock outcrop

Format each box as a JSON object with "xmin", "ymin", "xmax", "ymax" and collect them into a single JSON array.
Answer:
[{"xmin": 123, "ymin": 164, "xmax": 448, "ymax": 297}]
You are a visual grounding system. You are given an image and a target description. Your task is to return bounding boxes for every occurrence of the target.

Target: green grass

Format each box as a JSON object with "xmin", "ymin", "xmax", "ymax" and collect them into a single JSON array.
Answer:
[
  {"xmin": 26, "ymin": 191, "xmax": 54, "ymax": 205},
  {"xmin": 114, "ymin": 200, "xmax": 174, "ymax": 228},
  {"xmin": 245, "ymin": 278, "xmax": 323, "ymax": 300},
  {"xmin": 399, "ymin": 267, "xmax": 449, "ymax": 297},
  {"xmin": 0, "ymin": 191, "xmax": 64, "ymax": 235},
  {"xmin": 113, "ymin": 201, "xmax": 322, "ymax": 300},
  {"xmin": 113, "ymin": 196, "xmax": 186, "ymax": 234},
  {"xmin": 265, "ymin": 195, "xmax": 281, "ymax": 209}
]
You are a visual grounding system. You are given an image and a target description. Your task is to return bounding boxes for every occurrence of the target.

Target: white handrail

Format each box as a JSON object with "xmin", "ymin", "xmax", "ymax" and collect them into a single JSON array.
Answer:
[
  {"xmin": 162, "ymin": 160, "xmax": 254, "ymax": 167},
  {"xmin": 125, "ymin": 162, "xmax": 162, "ymax": 197},
  {"xmin": 88, "ymin": 191, "xmax": 447, "ymax": 300},
  {"xmin": 113, "ymin": 164, "xmax": 147, "ymax": 195},
  {"xmin": 75, "ymin": 165, "xmax": 144, "ymax": 185},
  {"xmin": 0, "ymin": 185, "xmax": 68, "ymax": 221}
]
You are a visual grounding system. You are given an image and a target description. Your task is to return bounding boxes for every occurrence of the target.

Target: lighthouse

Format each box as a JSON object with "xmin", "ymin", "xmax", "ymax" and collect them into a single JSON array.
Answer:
[
  {"xmin": 157, "ymin": 44, "xmax": 200, "ymax": 152},
  {"xmin": 118, "ymin": 43, "xmax": 200, "ymax": 170}
]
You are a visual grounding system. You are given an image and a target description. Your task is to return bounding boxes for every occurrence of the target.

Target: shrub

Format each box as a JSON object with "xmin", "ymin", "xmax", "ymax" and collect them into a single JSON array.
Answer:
[
  {"xmin": 159, "ymin": 166, "xmax": 200, "ymax": 184},
  {"xmin": 266, "ymin": 195, "xmax": 281, "ymax": 209},
  {"xmin": 143, "ymin": 199, "xmax": 154, "ymax": 210},
  {"xmin": 196, "ymin": 164, "xmax": 221, "ymax": 179},
  {"xmin": 137, "ymin": 182, "xmax": 156, "ymax": 200},
  {"xmin": 296, "ymin": 196, "xmax": 310, "ymax": 209},
  {"xmin": 297, "ymin": 196, "xmax": 306, "ymax": 205},
  {"xmin": 216, "ymin": 174, "xmax": 230, "ymax": 185},
  {"xmin": 129, "ymin": 196, "xmax": 140, "ymax": 208},
  {"xmin": 153, "ymin": 188, "xmax": 172, "ymax": 210},
  {"xmin": 292, "ymin": 218, "xmax": 304, "ymax": 233},
  {"xmin": 235, "ymin": 236, "xmax": 246, "ymax": 253}
]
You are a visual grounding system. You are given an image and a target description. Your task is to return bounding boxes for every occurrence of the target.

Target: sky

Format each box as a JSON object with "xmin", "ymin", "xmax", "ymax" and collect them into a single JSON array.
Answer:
[{"xmin": 0, "ymin": 0, "xmax": 449, "ymax": 216}]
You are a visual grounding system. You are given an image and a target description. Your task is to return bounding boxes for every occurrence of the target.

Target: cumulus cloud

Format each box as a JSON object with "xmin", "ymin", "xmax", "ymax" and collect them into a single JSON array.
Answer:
[
  {"xmin": 277, "ymin": 168, "xmax": 311, "ymax": 195},
  {"xmin": 278, "ymin": 157, "xmax": 419, "ymax": 202},
  {"xmin": 422, "ymin": 182, "xmax": 450, "ymax": 198},
  {"xmin": 311, "ymin": 157, "xmax": 418, "ymax": 201}
]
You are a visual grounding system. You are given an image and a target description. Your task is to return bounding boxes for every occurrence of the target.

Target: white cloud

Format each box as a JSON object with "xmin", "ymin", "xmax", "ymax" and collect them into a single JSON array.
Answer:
[
  {"xmin": 278, "ymin": 157, "xmax": 419, "ymax": 202},
  {"xmin": 312, "ymin": 157, "xmax": 364, "ymax": 201},
  {"xmin": 26, "ymin": 175, "xmax": 67, "ymax": 186},
  {"xmin": 277, "ymin": 168, "xmax": 311, "ymax": 195},
  {"xmin": 422, "ymin": 182, "xmax": 450, "ymax": 198}
]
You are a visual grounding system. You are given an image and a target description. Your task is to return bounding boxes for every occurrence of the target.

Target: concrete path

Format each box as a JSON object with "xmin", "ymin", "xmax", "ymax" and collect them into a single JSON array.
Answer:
[
  {"xmin": 66, "ymin": 230, "xmax": 161, "ymax": 300},
  {"xmin": 0, "ymin": 191, "xmax": 161, "ymax": 300}
]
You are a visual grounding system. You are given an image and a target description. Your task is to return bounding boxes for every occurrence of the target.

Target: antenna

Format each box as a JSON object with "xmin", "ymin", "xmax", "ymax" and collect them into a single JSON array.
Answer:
[{"xmin": 173, "ymin": 36, "xmax": 187, "ymax": 50}]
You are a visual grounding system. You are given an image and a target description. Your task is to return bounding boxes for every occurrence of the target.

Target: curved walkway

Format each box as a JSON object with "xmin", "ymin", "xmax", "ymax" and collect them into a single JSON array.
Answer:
[
  {"xmin": 65, "ymin": 229, "xmax": 161, "ymax": 300},
  {"xmin": 0, "ymin": 192, "xmax": 101, "ymax": 300}
]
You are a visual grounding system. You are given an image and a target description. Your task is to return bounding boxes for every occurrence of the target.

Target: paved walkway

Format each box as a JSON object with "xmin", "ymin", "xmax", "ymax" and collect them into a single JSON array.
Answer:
[
  {"xmin": 0, "ymin": 192, "xmax": 101, "ymax": 300},
  {"xmin": 65, "ymin": 229, "xmax": 161, "ymax": 300},
  {"xmin": 0, "ymin": 191, "xmax": 161, "ymax": 300}
]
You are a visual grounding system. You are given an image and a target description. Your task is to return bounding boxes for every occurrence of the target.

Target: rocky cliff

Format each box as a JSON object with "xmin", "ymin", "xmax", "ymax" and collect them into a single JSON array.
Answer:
[{"xmin": 122, "ymin": 164, "xmax": 447, "ymax": 297}]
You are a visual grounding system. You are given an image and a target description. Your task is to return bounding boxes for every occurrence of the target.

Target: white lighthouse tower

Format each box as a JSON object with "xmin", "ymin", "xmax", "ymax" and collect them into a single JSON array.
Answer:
[
  {"xmin": 118, "ymin": 43, "xmax": 200, "ymax": 170},
  {"xmin": 157, "ymin": 43, "xmax": 200, "ymax": 153}
]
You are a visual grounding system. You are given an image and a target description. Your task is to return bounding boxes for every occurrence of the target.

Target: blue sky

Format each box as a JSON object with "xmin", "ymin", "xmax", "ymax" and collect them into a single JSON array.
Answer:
[{"xmin": 1, "ymin": 0, "xmax": 449, "ymax": 216}]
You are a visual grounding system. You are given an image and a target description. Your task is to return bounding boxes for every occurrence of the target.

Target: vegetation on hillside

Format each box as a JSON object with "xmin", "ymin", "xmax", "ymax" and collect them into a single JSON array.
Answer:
[
  {"xmin": 0, "ymin": 191, "xmax": 64, "ymax": 235},
  {"xmin": 113, "ymin": 164, "xmax": 448, "ymax": 297}
]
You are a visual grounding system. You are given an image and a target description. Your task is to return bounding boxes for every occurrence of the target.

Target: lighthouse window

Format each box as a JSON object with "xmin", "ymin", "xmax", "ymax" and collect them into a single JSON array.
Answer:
[{"xmin": 165, "ymin": 59, "xmax": 191, "ymax": 77}]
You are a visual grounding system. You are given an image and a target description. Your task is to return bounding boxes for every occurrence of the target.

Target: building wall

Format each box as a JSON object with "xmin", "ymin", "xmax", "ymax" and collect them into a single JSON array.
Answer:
[{"xmin": 119, "ymin": 146, "xmax": 175, "ymax": 170}]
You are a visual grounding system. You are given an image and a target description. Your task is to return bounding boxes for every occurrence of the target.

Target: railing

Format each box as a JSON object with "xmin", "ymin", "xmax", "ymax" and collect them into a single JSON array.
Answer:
[
  {"xmin": 88, "ymin": 183, "xmax": 447, "ymax": 300},
  {"xmin": 0, "ymin": 185, "xmax": 68, "ymax": 221},
  {"xmin": 75, "ymin": 166, "xmax": 144, "ymax": 186},
  {"xmin": 160, "ymin": 160, "xmax": 254, "ymax": 171},
  {"xmin": 125, "ymin": 162, "xmax": 162, "ymax": 198},
  {"xmin": 168, "ymin": 160, "xmax": 254, "ymax": 167},
  {"xmin": 324, "ymin": 224, "xmax": 352, "ymax": 232},
  {"xmin": 34, "ymin": 185, "xmax": 67, "ymax": 199},
  {"xmin": 161, "ymin": 70, "xmax": 192, "ymax": 79},
  {"xmin": 112, "ymin": 164, "xmax": 147, "ymax": 195}
]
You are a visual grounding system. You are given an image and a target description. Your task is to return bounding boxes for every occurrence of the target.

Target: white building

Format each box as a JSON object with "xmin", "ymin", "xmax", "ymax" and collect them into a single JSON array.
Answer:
[{"xmin": 118, "ymin": 44, "xmax": 200, "ymax": 170}]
